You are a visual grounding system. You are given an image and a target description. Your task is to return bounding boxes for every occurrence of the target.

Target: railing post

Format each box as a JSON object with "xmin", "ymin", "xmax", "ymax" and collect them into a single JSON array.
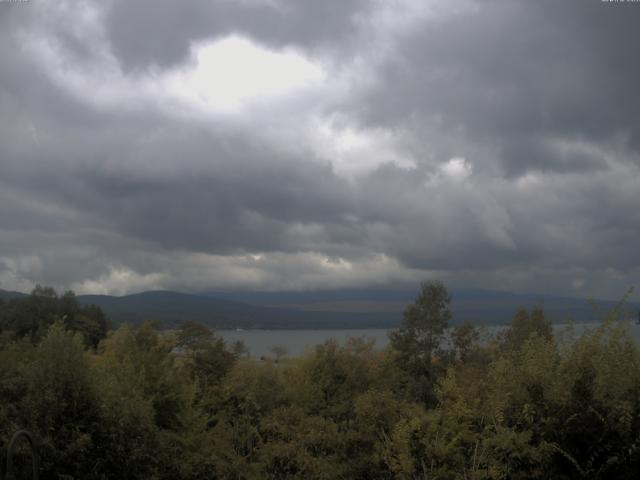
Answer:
[{"xmin": 4, "ymin": 430, "xmax": 38, "ymax": 480}]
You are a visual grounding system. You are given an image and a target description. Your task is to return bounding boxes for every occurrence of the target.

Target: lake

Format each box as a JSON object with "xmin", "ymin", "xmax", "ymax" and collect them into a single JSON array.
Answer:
[
  {"xmin": 219, "ymin": 321, "xmax": 640, "ymax": 358},
  {"xmin": 218, "ymin": 329, "xmax": 391, "ymax": 358}
]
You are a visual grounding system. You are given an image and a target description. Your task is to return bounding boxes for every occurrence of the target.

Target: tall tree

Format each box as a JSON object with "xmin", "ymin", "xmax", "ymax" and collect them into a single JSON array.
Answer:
[
  {"xmin": 0, "ymin": 286, "xmax": 109, "ymax": 346},
  {"xmin": 389, "ymin": 280, "xmax": 452, "ymax": 405},
  {"xmin": 176, "ymin": 320, "xmax": 236, "ymax": 391},
  {"xmin": 502, "ymin": 306, "xmax": 552, "ymax": 351}
]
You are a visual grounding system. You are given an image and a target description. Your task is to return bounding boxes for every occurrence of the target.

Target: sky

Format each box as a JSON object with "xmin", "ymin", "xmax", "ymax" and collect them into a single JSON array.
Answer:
[{"xmin": 0, "ymin": 0, "xmax": 639, "ymax": 299}]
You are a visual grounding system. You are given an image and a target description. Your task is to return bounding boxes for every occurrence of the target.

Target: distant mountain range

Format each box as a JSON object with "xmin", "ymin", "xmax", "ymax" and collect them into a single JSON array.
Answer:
[
  {"xmin": 1, "ymin": 287, "xmax": 638, "ymax": 329},
  {"xmin": 0, "ymin": 289, "xmax": 25, "ymax": 301}
]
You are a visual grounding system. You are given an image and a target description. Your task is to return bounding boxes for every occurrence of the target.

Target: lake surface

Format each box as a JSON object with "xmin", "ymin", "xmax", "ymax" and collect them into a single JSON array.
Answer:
[
  {"xmin": 219, "ymin": 329, "xmax": 391, "ymax": 358},
  {"xmin": 219, "ymin": 322, "xmax": 640, "ymax": 358}
]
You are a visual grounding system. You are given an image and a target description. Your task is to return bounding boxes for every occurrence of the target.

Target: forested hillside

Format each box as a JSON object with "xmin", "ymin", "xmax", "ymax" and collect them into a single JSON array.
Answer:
[
  {"xmin": 4, "ymin": 286, "xmax": 636, "ymax": 330},
  {"xmin": 1, "ymin": 282, "xmax": 640, "ymax": 479}
]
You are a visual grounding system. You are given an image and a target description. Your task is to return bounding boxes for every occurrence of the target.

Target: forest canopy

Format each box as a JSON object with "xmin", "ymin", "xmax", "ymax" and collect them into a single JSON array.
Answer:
[{"xmin": 1, "ymin": 282, "xmax": 639, "ymax": 479}]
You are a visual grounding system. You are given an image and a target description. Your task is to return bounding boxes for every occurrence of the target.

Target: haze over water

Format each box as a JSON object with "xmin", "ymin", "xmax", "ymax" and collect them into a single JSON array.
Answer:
[{"xmin": 219, "ymin": 322, "xmax": 640, "ymax": 358}]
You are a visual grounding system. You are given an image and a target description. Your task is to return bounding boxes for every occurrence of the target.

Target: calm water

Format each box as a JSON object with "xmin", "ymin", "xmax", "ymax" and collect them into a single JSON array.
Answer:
[
  {"xmin": 219, "ymin": 329, "xmax": 390, "ymax": 358},
  {"xmin": 219, "ymin": 322, "xmax": 640, "ymax": 358}
]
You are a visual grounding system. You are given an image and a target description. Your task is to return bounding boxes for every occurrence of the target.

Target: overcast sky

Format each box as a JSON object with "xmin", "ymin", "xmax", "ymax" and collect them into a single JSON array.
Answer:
[{"xmin": 1, "ymin": 0, "xmax": 639, "ymax": 298}]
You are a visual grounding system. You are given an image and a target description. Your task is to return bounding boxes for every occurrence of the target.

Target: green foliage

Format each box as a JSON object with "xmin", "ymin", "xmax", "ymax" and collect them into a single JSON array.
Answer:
[
  {"xmin": 177, "ymin": 320, "xmax": 237, "ymax": 392},
  {"xmin": 0, "ymin": 323, "xmax": 105, "ymax": 479},
  {"xmin": 501, "ymin": 306, "xmax": 552, "ymax": 351},
  {"xmin": 451, "ymin": 320, "xmax": 481, "ymax": 362},
  {"xmin": 258, "ymin": 406, "xmax": 342, "ymax": 480},
  {"xmin": 292, "ymin": 338, "xmax": 376, "ymax": 422},
  {"xmin": 0, "ymin": 286, "xmax": 109, "ymax": 347},
  {"xmin": 2, "ymin": 282, "xmax": 640, "ymax": 479},
  {"xmin": 389, "ymin": 280, "xmax": 452, "ymax": 405}
]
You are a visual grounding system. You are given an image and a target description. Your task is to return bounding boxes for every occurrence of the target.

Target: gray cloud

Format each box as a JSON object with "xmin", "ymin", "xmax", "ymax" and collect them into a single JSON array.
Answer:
[
  {"xmin": 356, "ymin": 0, "xmax": 640, "ymax": 175},
  {"xmin": 105, "ymin": 0, "xmax": 370, "ymax": 70},
  {"xmin": 0, "ymin": 0, "xmax": 639, "ymax": 299}
]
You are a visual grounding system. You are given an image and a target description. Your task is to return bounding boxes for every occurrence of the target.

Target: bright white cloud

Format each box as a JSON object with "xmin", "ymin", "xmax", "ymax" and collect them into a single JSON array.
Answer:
[
  {"xmin": 166, "ymin": 36, "xmax": 327, "ymax": 113},
  {"xmin": 26, "ymin": 27, "xmax": 326, "ymax": 117},
  {"xmin": 68, "ymin": 251, "xmax": 422, "ymax": 295},
  {"xmin": 311, "ymin": 117, "xmax": 416, "ymax": 179},
  {"xmin": 70, "ymin": 267, "xmax": 168, "ymax": 296},
  {"xmin": 440, "ymin": 157, "xmax": 472, "ymax": 181}
]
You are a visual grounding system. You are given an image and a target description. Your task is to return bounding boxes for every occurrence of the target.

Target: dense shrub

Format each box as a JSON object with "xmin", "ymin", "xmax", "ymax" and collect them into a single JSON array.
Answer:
[{"xmin": 2, "ymin": 284, "xmax": 640, "ymax": 479}]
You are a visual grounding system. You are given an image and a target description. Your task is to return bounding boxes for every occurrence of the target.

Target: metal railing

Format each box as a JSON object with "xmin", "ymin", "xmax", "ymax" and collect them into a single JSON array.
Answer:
[{"xmin": 2, "ymin": 430, "xmax": 38, "ymax": 480}]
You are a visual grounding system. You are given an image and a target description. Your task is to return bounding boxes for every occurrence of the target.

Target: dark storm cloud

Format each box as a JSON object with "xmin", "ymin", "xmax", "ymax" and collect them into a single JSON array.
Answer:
[
  {"xmin": 357, "ymin": 0, "xmax": 640, "ymax": 176},
  {"xmin": 105, "ymin": 0, "xmax": 370, "ymax": 70},
  {"xmin": 0, "ymin": 0, "xmax": 639, "ymax": 297},
  {"xmin": 1, "ymin": 110, "xmax": 355, "ymax": 255}
]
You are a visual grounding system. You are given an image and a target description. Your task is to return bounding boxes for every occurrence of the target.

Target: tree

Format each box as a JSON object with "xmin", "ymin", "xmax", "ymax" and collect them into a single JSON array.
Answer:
[
  {"xmin": 0, "ymin": 286, "xmax": 109, "ymax": 346},
  {"xmin": 232, "ymin": 339, "xmax": 250, "ymax": 358},
  {"xmin": 451, "ymin": 321, "xmax": 480, "ymax": 362},
  {"xmin": 176, "ymin": 320, "xmax": 236, "ymax": 391},
  {"xmin": 21, "ymin": 322, "xmax": 104, "ymax": 478},
  {"xmin": 389, "ymin": 280, "xmax": 452, "ymax": 405},
  {"xmin": 271, "ymin": 345, "xmax": 288, "ymax": 362},
  {"xmin": 293, "ymin": 338, "xmax": 375, "ymax": 422},
  {"xmin": 502, "ymin": 306, "xmax": 552, "ymax": 351}
]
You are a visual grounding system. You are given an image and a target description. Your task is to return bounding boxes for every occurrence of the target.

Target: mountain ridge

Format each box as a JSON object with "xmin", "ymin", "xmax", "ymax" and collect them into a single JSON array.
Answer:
[{"xmin": 2, "ymin": 287, "xmax": 638, "ymax": 329}]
